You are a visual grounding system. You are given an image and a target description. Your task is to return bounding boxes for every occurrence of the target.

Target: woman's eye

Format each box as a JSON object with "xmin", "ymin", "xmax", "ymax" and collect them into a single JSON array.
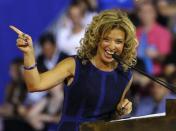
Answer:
[
  {"xmin": 104, "ymin": 38, "xmax": 110, "ymax": 42},
  {"xmin": 116, "ymin": 41, "xmax": 122, "ymax": 44}
]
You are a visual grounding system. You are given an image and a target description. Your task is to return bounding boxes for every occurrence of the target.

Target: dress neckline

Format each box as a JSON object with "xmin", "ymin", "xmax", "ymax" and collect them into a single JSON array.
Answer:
[{"xmin": 89, "ymin": 59, "xmax": 118, "ymax": 74}]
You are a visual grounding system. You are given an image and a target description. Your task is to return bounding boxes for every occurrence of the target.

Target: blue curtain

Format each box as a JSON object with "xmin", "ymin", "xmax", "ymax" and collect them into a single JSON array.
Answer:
[
  {"xmin": 98, "ymin": 0, "xmax": 134, "ymax": 11},
  {"xmin": 0, "ymin": 0, "xmax": 71, "ymax": 104}
]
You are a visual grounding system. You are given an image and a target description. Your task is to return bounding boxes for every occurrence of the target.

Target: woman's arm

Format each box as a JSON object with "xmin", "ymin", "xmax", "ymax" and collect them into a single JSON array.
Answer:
[
  {"xmin": 117, "ymin": 76, "xmax": 133, "ymax": 116},
  {"xmin": 24, "ymin": 57, "xmax": 75, "ymax": 92},
  {"xmin": 10, "ymin": 26, "xmax": 75, "ymax": 92},
  {"xmin": 120, "ymin": 76, "xmax": 133, "ymax": 101}
]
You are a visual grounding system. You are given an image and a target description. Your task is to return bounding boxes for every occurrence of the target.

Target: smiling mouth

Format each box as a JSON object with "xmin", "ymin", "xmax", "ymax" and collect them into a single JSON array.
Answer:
[
  {"xmin": 104, "ymin": 50, "xmax": 114, "ymax": 59},
  {"xmin": 106, "ymin": 50, "xmax": 114, "ymax": 55}
]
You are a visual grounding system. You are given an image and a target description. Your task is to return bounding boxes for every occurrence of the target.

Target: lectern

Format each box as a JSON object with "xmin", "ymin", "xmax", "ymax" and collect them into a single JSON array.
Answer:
[{"xmin": 80, "ymin": 99, "xmax": 176, "ymax": 131}]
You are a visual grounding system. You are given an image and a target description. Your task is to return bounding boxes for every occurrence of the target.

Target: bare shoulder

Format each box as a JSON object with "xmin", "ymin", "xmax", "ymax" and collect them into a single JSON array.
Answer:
[
  {"xmin": 37, "ymin": 57, "xmax": 76, "ymax": 91},
  {"xmin": 54, "ymin": 57, "xmax": 76, "ymax": 77}
]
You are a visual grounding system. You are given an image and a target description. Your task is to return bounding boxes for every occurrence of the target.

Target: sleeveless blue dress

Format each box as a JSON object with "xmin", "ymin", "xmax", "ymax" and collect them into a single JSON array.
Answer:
[{"xmin": 57, "ymin": 56, "xmax": 132, "ymax": 131}]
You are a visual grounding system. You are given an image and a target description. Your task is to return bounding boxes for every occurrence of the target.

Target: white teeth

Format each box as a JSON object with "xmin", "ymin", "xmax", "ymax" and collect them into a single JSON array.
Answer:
[{"xmin": 106, "ymin": 50, "xmax": 113, "ymax": 55}]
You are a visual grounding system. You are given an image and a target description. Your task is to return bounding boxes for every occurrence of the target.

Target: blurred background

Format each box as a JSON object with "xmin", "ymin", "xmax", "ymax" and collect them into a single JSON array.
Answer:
[{"xmin": 0, "ymin": 0, "xmax": 176, "ymax": 130}]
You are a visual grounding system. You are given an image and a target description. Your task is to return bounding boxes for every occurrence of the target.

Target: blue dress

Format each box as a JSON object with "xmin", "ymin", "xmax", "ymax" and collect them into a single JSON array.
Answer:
[{"xmin": 57, "ymin": 56, "xmax": 132, "ymax": 131}]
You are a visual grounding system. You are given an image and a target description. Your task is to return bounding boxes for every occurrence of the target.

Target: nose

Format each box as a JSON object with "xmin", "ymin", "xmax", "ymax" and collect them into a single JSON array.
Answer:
[{"xmin": 109, "ymin": 41, "xmax": 116, "ymax": 51}]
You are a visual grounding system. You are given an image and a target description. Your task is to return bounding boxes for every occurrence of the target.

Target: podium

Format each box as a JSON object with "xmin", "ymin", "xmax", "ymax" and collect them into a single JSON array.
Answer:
[{"xmin": 80, "ymin": 99, "xmax": 176, "ymax": 131}]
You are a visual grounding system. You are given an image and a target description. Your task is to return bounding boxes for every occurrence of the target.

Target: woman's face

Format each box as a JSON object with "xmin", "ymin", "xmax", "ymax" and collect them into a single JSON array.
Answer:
[{"xmin": 96, "ymin": 28, "xmax": 125, "ymax": 63}]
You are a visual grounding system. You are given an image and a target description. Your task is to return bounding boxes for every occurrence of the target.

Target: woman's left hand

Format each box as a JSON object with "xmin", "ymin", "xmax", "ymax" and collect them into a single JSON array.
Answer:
[{"xmin": 116, "ymin": 99, "xmax": 132, "ymax": 116}]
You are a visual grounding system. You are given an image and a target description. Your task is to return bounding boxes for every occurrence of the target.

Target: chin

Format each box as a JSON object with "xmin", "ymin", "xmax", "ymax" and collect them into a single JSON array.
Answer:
[{"xmin": 101, "ymin": 54, "xmax": 114, "ymax": 63}]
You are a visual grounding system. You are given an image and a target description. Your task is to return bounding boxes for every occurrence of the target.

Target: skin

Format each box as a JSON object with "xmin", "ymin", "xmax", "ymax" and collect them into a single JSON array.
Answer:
[
  {"xmin": 10, "ymin": 25, "xmax": 133, "ymax": 116},
  {"xmin": 150, "ymin": 82, "xmax": 169, "ymax": 103},
  {"xmin": 138, "ymin": 3, "xmax": 156, "ymax": 28},
  {"xmin": 138, "ymin": 3, "xmax": 160, "ymax": 59},
  {"xmin": 91, "ymin": 28, "xmax": 125, "ymax": 71}
]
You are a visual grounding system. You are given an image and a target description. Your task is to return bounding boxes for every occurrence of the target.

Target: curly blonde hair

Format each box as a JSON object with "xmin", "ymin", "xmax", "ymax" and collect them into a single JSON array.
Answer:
[{"xmin": 77, "ymin": 9, "xmax": 138, "ymax": 71}]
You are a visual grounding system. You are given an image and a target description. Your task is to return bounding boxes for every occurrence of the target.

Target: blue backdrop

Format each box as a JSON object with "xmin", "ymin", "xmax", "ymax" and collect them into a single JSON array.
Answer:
[
  {"xmin": 98, "ymin": 0, "xmax": 134, "ymax": 11},
  {"xmin": 0, "ymin": 0, "xmax": 70, "ymax": 104}
]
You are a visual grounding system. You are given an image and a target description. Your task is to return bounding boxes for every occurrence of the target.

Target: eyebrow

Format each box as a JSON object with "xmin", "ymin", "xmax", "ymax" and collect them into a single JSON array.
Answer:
[
  {"xmin": 104, "ymin": 36, "xmax": 124, "ymax": 41},
  {"xmin": 115, "ymin": 38, "xmax": 124, "ymax": 41}
]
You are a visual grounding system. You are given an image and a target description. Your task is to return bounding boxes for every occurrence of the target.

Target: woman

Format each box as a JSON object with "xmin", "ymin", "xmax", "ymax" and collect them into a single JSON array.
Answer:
[{"xmin": 10, "ymin": 9, "xmax": 138, "ymax": 131}]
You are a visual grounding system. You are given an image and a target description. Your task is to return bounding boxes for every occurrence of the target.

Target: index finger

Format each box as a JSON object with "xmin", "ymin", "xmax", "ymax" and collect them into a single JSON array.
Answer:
[{"xmin": 9, "ymin": 25, "xmax": 24, "ymax": 35}]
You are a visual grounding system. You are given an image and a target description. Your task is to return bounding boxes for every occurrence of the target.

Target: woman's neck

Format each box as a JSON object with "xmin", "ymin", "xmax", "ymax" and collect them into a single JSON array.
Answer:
[{"xmin": 91, "ymin": 56, "xmax": 117, "ymax": 71}]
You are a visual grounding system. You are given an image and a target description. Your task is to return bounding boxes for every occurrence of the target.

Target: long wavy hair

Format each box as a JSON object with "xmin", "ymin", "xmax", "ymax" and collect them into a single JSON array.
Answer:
[{"xmin": 77, "ymin": 9, "xmax": 138, "ymax": 71}]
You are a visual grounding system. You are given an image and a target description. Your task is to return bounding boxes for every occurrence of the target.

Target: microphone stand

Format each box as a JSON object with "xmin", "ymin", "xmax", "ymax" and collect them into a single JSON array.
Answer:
[{"xmin": 112, "ymin": 54, "xmax": 176, "ymax": 94}]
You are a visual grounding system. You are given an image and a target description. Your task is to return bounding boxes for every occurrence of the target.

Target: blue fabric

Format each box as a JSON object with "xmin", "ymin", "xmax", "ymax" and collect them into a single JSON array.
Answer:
[
  {"xmin": 98, "ymin": 0, "xmax": 134, "ymax": 11},
  {"xmin": 57, "ymin": 56, "xmax": 132, "ymax": 131},
  {"xmin": 0, "ymin": 0, "xmax": 71, "ymax": 104},
  {"xmin": 138, "ymin": 32, "xmax": 153, "ymax": 74}
]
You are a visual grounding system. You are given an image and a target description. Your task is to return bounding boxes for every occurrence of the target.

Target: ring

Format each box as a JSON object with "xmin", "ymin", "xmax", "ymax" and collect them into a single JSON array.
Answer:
[{"xmin": 22, "ymin": 33, "xmax": 26, "ymax": 39}]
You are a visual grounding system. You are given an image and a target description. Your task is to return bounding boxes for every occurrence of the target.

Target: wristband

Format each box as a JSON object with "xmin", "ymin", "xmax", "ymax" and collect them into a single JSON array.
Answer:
[{"xmin": 23, "ymin": 63, "xmax": 37, "ymax": 70}]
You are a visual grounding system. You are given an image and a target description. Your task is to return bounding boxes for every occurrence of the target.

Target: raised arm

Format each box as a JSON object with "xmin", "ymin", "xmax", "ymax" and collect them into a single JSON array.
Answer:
[{"xmin": 10, "ymin": 26, "xmax": 75, "ymax": 92}]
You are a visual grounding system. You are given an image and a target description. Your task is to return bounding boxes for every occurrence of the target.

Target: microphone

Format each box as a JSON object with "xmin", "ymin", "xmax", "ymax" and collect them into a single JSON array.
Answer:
[
  {"xmin": 112, "ymin": 54, "xmax": 176, "ymax": 94},
  {"xmin": 112, "ymin": 54, "xmax": 122, "ymax": 63}
]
